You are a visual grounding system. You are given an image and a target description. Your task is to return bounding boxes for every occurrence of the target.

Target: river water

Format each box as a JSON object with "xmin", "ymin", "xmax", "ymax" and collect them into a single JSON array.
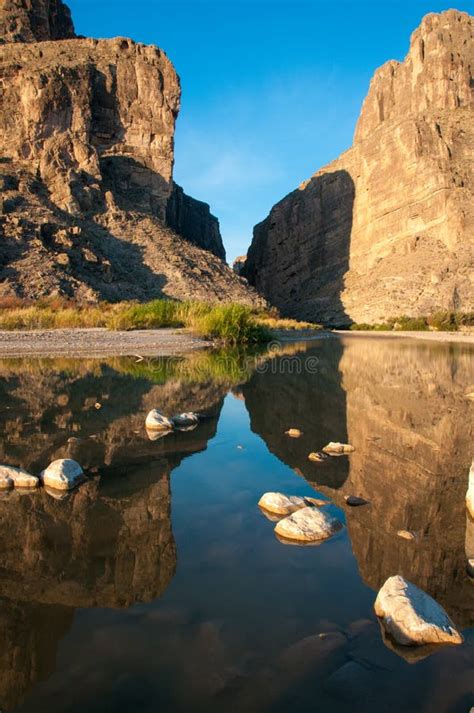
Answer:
[{"xmin": 0, "ymin": 335, "xmax": 472, "ymax": 712}]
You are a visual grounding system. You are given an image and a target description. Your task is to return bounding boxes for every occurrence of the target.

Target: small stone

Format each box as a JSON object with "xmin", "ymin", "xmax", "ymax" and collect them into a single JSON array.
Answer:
[
  {"xmin": 308, "ymin": 451, "xmax": 329, "ymax": 462},
  {"xmin": 345, "ymin": 495, "xmax": 369, "ymax": 507},
  {"xmin": 0, "ymin": 473, "xmax": 13, "ymax": 490},
  {"xmin": 323, "ymin": 442, "xmax": 355, "ymax": 455},
  {"xmin": 467, "ymin": 559, "xmax": 474, "ymax": 578},
  {"xmin": 466, "ymin": 459, "xmax": 474, "ymax": 519},
  {"xmin": 398, "ymin": 529, "xmax": 416, "ymax": 540},
  {"xmin": 274, "ymin": 506, "xmax": 341, "ymax": 543},
  {"xmin": 145, "ymin": 409, "xmax": 174, "ymax": 431},
  {"xmin": 0, "ymin": 465, "xmax": 39, "ymax": 489},
  {"xmin": 172, "ymin": 412, "xmax": 199, "ymax": 428},
  {"xmin": 374, "ymin": 575, "xmax": 463, "ymax": 646},
  {"xmin": 285, "ymin": 428, "xmax": 302, "ymax": 438},
  {"xmin": 94, "ymin": 402, "xmax": 102, "ymax": 410},
  {"xmin": 41, "ymin": 459, "xmax": 85, "ymax": 491}
]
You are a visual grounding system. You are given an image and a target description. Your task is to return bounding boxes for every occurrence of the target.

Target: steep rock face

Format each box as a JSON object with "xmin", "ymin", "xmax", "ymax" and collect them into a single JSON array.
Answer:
[
  {"xmin": 0, "ymin": 0, "xmax": 75, "ymax": 43},
  {"xmin": 166, "ymin": 183, "xmax": 226, "ymax": 260},
  {"xmin": 0, "ymin": 0, "xmax": 261, "ymax": 302},
  {"xmin": 244, "ymin": 11, "xmax": 473, "ymax": 325}
]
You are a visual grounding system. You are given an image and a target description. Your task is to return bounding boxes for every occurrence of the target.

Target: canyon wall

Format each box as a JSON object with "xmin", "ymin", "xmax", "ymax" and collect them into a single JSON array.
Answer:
[
  {"xmin": 244, "ymin": 10, "xmax": 473, "ymax": 325},
  {"xmin": 0, "ymin": 0, "xmax": 258, "ymax": 302}
]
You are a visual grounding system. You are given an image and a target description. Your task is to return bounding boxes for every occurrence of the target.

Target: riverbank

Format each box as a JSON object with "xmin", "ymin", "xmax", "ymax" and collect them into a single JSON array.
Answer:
[{"xmin": 0, "ymin": 328, "xmax": 208, "ymax": 358}]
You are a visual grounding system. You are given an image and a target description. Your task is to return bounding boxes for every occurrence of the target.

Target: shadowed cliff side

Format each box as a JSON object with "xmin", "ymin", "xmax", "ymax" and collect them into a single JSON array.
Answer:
[
  {"xmin": 244, "ymin": 10, "xmax": 473, "ymax": 324},
  {"xmin": 245, "ymin": 171, "xmax": 354, "ymax": 327}
]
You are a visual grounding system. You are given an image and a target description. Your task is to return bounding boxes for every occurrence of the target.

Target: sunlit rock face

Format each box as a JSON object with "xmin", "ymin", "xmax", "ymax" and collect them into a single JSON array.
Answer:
[
  {"xmin": 0, "ymin": 0, "xmax": 259, "ymax": 302},
  {"xmin": 244, "ymin": 11, "xmax": 474, "ymax": 324},
  {"xmin": 0, "ymin": 0, "xmax": 75, "ymax": 43},
  {"xmin": 243, "ymin": 337, "xmax": 474, "ymax": 625}
]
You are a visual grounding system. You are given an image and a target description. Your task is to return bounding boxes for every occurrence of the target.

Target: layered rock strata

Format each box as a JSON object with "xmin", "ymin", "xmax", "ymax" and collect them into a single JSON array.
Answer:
[
  {"xmin": 0, "ymin": 0, "xmax": 258, "ymax": 302},
  {"xmin": 244, "ymin": 11, "xmax": 473, "ymax": 325}
]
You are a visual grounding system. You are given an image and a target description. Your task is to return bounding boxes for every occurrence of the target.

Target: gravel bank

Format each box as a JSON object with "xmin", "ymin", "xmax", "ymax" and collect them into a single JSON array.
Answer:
[{"xmin": 0, "ymin": 328, "xmax": 208, "ymax": 358}]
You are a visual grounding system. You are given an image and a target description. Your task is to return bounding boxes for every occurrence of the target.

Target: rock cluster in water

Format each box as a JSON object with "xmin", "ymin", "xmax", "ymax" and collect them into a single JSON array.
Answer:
[{"xmin": 243, "ymin": 10, "xmax": 473, "ymax": 324}]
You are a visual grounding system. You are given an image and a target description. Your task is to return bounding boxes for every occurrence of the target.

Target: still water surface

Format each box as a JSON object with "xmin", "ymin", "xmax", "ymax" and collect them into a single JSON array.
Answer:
[{"xmin": 0, "ymin": 336, "xmax": 473, "ymax": 713}]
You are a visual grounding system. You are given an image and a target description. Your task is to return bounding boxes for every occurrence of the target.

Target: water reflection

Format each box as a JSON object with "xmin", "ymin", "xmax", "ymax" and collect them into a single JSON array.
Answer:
[
  {"xmin": 0, "ymin": 339, "xmax": 472, "ymax": 712},
  {"xmin": 243, "ymin": 337, "xmax": 474, "ymax": 626}
]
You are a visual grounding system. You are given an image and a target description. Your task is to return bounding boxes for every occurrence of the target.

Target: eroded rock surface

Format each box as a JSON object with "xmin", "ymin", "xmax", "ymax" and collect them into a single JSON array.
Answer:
[
  {"xmin": 0, "ymin": 0, "xmax": 261, "ymax": 303},
  {"xmin": 244, "ymin": 11, "xmax": 473, "ymax": 324}
]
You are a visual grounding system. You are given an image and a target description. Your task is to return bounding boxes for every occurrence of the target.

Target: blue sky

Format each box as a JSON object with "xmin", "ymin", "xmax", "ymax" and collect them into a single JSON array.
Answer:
[{"xmin": 68, "ymin": 0, "xmax": 473, "ymax": 261}]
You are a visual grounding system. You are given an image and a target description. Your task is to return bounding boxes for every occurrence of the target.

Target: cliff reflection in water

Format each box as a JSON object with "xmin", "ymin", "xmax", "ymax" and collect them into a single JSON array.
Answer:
[
  {"xmin": 0, "ymin": 355, "xmax": 230, "ymax": 711},
  {"xmin": 243, "ymin": 337, "xmax": 474, "ymax": 626}
]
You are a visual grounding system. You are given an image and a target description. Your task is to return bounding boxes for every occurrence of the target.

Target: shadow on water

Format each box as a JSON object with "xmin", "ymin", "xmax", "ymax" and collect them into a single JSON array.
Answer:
[{"xmin": 0, "ymin": 338, "xmax": 472, "ymax": 713}]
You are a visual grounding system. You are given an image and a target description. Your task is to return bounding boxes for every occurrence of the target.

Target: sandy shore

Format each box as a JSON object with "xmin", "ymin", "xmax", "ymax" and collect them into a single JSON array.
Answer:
[
  {"xmin": 0, "ymin": 328, "xmax": 208, "ymax": 358},
  {"xmin": 332, "ymin": 330, "xmax": 474, "ymax": 344}
]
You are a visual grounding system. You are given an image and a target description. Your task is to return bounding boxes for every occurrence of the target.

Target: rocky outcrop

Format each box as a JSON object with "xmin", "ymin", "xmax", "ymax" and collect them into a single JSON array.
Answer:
[
  {"xmin": 166, "ymin": 183, "xmax": 226, "ymax": 260},
  {"xmin": 0, "ymin": 0, "xmax": 261, "ymax": 303},
  {"xmin": 0, "ymin": 0, "xmax": 75, "ymax": 43},
  {"xmin": 244, "ymin": 11, "xmax": 474, "ymax": 325}
]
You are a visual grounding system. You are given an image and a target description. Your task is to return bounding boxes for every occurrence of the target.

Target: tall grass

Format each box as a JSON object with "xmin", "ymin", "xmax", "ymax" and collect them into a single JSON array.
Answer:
[{"xmin": 0, "ymin": 298, "xmax": 273, "ymax": 345}]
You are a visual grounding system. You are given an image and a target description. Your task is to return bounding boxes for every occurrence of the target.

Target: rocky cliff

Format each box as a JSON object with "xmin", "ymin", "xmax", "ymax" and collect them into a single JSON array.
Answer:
[
  {"xmin": 0, "ymin": 0, "xmax": 257, "ymax": 303},
  {"xmin": 244, "ymin": 10, "xmax": 473, "ymax": 325}
]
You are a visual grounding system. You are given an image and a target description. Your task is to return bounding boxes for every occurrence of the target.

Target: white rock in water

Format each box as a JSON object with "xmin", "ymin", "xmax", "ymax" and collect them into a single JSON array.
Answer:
[
  {"xmin": 145, "ymin": 409, "xmax": 174, "ymax": 431},
  {"xmin": 322, "ymin": 442, "xmax": 355, "ymax": 454},
  {"xmin": 285, "ymin": 428, "xmax": 302, "ymax": 438},
  {"xmin": 0, "ymin": 472, "xmax": 13, "ymax": 490},
  {"xmin": 0, "ymin": 465, "xmax": 38, "ymax": 488},
  {"xmin": 374, "ymin": 575, "xmax": 463, "ymax": 646},
  {"xmin": 172, "ymin": 412, "xmax": 199, "ymax": 428},
  {"xmin": 41, "ymin": 459, "xmax": 85, "ymax": 491},
  {"xmin": 274, "ymin": 506, "xmax": 341, "ymax": 542},
  {"xmin": 259, "ymin": 492, "xmax": 307, "ymax": 516},
  {"xmin": 466, "ymin": 459, "xmax": 474, "ymax": 518}
]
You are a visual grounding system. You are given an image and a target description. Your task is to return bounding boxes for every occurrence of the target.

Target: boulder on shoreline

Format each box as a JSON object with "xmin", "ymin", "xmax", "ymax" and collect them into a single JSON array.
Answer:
[
  {"xmin": 172, "ymin": 412, "xmax": 199, "ymax": 428},
  {"xmin": 374, "ymin": 575, "xmax": 463, "ymax": 646},
  {"xmin": 0, "ymin": 465, "xmax": 39, "ymax": 489},
  {"xmin": 41, "ymin": 459, "xmax": 85, "ymax": 491},
  {"xmin": 274, "ymin": 506, "xmax": 341, "ymax": 543},
  {"xmin": 145, "ymin": 409, "xmax": 174, "ymax": 431}
]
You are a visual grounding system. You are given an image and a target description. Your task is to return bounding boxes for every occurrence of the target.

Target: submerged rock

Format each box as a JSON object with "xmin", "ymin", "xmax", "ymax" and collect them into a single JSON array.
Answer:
[
  {"xmin": 345, "ymin": 495, "xmax": 369, "ymax": 507},
  {"xmin": 323, "ymin": 442, "xmax": 355, "ymax": 455},
  {"xmin": 397, "ymin": 529, "xmax": 416, "ymax": 541},
  {"xmin": 274, "ymin": 506, "xmax": 341, "ymax": 543},
  {"xmin": 258, "ymin": 492, "xmax": 308, "ymax": 516},
  {"xmin": 308, "ymin": 451, "xmax": 329, "ymax": 463},
  {"xmin": 285, "ymin": 428, "xmax": 302, "ymax": 438},
  {"xmin": 466, "ymin": 459, "xmax": 474, "ymax": 518},
  {"xmin": 172, "ymin": 412, "xmax": 199, "ymax": 428},
  {"xmin": 258, "ymin": 492, "xmax": 328, "ymax": 517},
  {"xmin": 145, "ymin": 409, "xmax": 174, "ymax": 431},
  {"xmin": 374, "ymin": 575, "xmax": 463, "ymax": 646},
  {"xmin": 0, "ymin": 465, "xmax": 39, "ymax": 489},
  {"xmin": 41, "ymin": 459, "xmax": 85, "ymax": 491}
]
